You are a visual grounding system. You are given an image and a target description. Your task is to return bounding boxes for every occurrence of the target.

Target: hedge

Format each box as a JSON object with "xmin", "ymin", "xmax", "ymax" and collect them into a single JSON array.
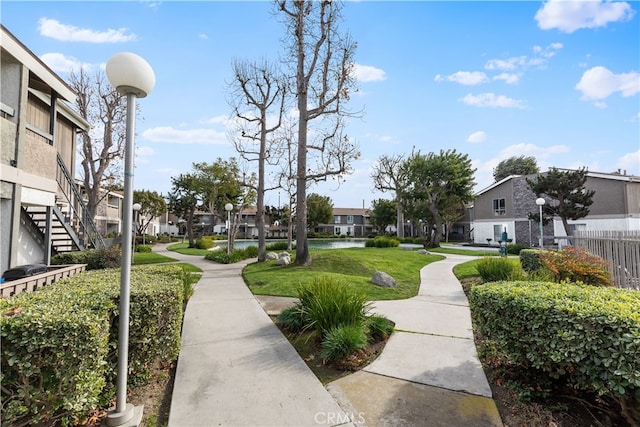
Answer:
[
  {"xmin": 469, "ymin": 281, "xmax": 640, "ymax": 421},
  {"xmin": 0, "ymin": 264, "xmax": 185, "ymax": 426}
]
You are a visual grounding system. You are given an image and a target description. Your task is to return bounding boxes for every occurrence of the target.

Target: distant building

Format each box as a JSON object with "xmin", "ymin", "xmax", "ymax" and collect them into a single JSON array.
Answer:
[{"xmin": 470, "ymin": 169, "xmax": 640, "ymax": 247}]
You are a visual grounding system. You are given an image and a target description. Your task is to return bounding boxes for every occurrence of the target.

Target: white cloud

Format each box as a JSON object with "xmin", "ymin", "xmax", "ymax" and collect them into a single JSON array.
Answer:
[
  {"xmin": 535, "ymin": 0, "xmax": 635, "ymax": 33},
  {"xmin": 576, "ymin": 66, "xmax": 640, "ymax": 100},
  {"xmin": 198, "ymin": 33, "xmax": 209, "ymax": 40},
  {"xmin": 460, "ymin": 93, "xmax": 526, "ymax": 109},
  {"xmin": 594, "ymin": 101, "xmax": 608, "ymax": 109},
  {"xmin": 142, "ymin": 126, "xmax": 228, "ymax": 144},
  {"xmin": 493, "ymin": 73, "xmax": 520, "ymax": 84},
  {"xmin": 484, "ymin": 56, "xmax": 527, "ymax": 71},
  {"xmin": 617, "ymin": 150, "xmax": 640, "ymax": 174},
  {"xmin": 434, "ymin": 71, "xmax": 489, "ymax": 85},
  {"xmin": 38, "ymin": 18, "xmax": 136, "ymax": 43},
  {"xmin": 467, "ymin": 131, "xmax": 487, "ymax": 143},
  {"xmin": 40, "ymin": 52, "xmax": 90, "ymax": 73},
  {"xmin": 136, "ymin": 146, "xmax": 155, "ymax": 156},
  {"xmin": 353, "ymin": 63, "xmax": 386, "ymax": 82},
  {"xmin": 203, "ymin": 114, "xmax": 232, "ymax": 125}
]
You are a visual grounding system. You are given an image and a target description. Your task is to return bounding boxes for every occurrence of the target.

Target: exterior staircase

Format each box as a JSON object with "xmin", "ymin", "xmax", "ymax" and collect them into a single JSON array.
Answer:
[{"xmin": 22, "ymin": 153, "xmax": 105, "ymax": 255}]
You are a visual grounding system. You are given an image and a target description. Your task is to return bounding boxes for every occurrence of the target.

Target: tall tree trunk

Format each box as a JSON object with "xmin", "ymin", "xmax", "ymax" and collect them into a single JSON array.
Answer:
[{"xmin": 294, "ymin": 6, "xmax": 311, "ymax": 266}]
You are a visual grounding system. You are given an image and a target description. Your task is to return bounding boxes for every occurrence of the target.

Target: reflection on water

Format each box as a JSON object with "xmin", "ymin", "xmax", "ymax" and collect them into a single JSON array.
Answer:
[{"xmin": 224, "ymin": 238, "xmax": 366, "ymax": 250}]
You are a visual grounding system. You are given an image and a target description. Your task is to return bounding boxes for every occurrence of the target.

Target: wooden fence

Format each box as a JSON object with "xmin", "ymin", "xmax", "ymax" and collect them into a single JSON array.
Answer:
[{"xmin": 573, "ymin": 230, "xmax": 640, "ymax": 291}]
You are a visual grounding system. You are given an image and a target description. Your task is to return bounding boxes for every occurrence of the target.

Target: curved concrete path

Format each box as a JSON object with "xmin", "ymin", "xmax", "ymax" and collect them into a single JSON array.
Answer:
[
  {"xmin": 160, "ymin": 245, "xmax": 348, "ymax": 427},
  {"xmin": 160, "ymin": 244, "xmax": 502, "ymax": 426}
]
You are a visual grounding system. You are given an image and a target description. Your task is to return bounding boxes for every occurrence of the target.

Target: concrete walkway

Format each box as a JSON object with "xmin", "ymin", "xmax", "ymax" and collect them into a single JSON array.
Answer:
[
  {"xmin": 160, "ymin": 244, "xmax": 502, "ymax": 426},
  {"xmin": 160, "ymin": 245, "xmax": 349, "ymax": 426}
]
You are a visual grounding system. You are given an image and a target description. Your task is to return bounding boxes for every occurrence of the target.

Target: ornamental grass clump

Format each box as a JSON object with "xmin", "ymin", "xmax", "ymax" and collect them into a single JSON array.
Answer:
[
  {"xmin": 476, "ymin": 256, "xmax": 521, "ymax": 282},
  {"xmin": 297, "ymin": 276, "xmax": 372, "ymax": 336},
  {"xmin": 320, "ymin": 325, "xmax": 368, "ymax": 361}
]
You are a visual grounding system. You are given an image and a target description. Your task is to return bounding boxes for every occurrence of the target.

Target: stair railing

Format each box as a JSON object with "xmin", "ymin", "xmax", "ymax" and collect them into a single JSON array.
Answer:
[{"xmin": 56, "ymin": 153, "xmax": 106, "ymax": 249}]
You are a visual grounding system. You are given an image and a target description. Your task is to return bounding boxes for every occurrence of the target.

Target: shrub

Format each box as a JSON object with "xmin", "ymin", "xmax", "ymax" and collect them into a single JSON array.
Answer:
[
  {"xmin": 266, "ymin": 241, "xmax": 290, "ymax": 251},
  {"xmin": 135, "ymin": 245, "xmax": 152, "ymax": 253},
  {"xmin": 277, "ymin": 305, "xmax": 308, "ymax": 333},
  {"xmin": 297, "ymin": 276, "xmax": 371, "ymax": 336},
  {"xmin": 540, "ymin": 247, "xmax": 613, "ymax": 287},
  {"xmin": 204, "ymin": 246, "xmax": 258, "ymax": 264},
  {"xmin": 365, "ymin": 315, "xmax": 395, "ymax": 341},
  {"xmin": 365, "ymin": 236, "xmax": 400, "ymax": 248},
  {"xmin": 475, "ymin": 256, "xmax": 521, "ymax": 282},
  {"xmin": 519, "ymin": 249, "xmax": 543, "ymax": 273},
  {"xmin": 51, "ymin": 246, "xmax": 122, "ymax": 270},
  {"xmin": 320, "ymin": 324, "xmax": 368, "ymax": 362},
  {"xmin": 469, "ymin": 281, "xmax": 640, "ymax": 424},
  {"xmin": 0, "ymin": 264, "xmax": 184, "ymax": 426},
  {"xmin": 506, "ymin": 243, "xmax": 529, "ymax": 255},
  {"xmin": 194, "ymin": 237, "xmax": 215, "ymax": 250}
]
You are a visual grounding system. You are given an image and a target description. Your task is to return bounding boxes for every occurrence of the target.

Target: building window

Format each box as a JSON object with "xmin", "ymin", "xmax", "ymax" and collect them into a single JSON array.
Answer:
[
  {"xmin": 334, "ymin": 216, "xmax": 342, "ymax": 224},
  {"xmin": 335, "ymin": 226, "xmax": 341, "ymax": 235},
  {"xmin": 493, "ymin": 198, "xmax": 506, "ymax": 216},
  {"xmin": 347, "ymin": 215, "xmax": 354, "ymax": 224},
  {"xmin": 493, "ymin": 225, "xmax": 504, "ymax": 242},
  {"xmin": 568, "ymin": 224, "xmax": 586, "ymax": 233}
]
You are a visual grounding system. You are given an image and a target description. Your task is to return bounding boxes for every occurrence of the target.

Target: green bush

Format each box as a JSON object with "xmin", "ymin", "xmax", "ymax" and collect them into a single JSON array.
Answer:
[
  {"xmin": 506, "ymin": 243, "xmax": 529, "ymax": 255},
  {"xmin": 0, "ymin": 265, "xmax": 185, "ymax": 426},
  {"xmin": 297, "ymin": 276, "xmax": 371, "ymax": 336},
  {"xmin": 135, "ymin": 245, "xmax": 152, "ymax": 253},
  {"xmin": 0, "ymin": 294, "xmax": 110, "ymax": 425},
  {"xmin": 320, "ymin": 324, "xmax": 368, "ymax": 362},
  {"xmin": 475, "ymin": 256, "xmax": 521, "ymax": 282},
  {"xmin": 519, "ymin": 249, "xmax": 543, "ymax": 273},
  {"xmin": 204, "ymin": 246, "xmax": 258, "ymax": 264},
  {"xmin": 194, "ymin": 237, "xmax": 215, "ymax": 250},
  {"xmin": 266, "ymin": 241, "xmax": 290, "ymax": 251},
  {"xmin": 540, "ymin": 247, "xmax": 613, "ymax": 287},
  {"xmin": 365, "ymin": 236, "xmax": 400, "ymax": 248},
  {"xmin": 51, "ymin": 246, "xmax": 122, "ymax": 270},
  {"xmin": 469, "ymin": 281, "xmax": 640, "ymax": 422},
  {"xmin": 365, "ymin": 315, "xmax": 395, "ymax": 341}
]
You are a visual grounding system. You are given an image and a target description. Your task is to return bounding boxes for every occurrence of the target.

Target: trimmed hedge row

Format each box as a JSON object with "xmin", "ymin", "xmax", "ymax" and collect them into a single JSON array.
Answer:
[
  {"xmin": 469, "ymin": 281, "xmax": 640, "ymax": 415},
  {"xmin": 365, "ymin": 236, "xmax": 400, "ymax": 248},
  {"xmin": 0, "ymin": 265, "xmax": 185, "ymax": 426}
]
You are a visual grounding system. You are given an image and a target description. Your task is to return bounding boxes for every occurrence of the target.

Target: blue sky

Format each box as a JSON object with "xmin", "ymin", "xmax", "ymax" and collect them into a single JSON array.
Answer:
[{"xmin": 3, "ymin": 1, "xmax": 639, "ymax": 209}]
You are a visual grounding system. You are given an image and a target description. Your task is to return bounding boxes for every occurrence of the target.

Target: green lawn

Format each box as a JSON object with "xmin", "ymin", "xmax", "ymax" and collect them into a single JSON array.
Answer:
[
  {"xmin": 132, "ymin": 252, "xmax": 178, "ymax": 265},
  {"xmin": 429, "ymin": 246, "xmax": 502, "ymax": 257},
  {"xmin": 243, "ymin": 247, "xmax": 445, "ymax": 300},
  {"xmin": 166, "ymin": 242, "xmax": 218, "ymax": 256}
]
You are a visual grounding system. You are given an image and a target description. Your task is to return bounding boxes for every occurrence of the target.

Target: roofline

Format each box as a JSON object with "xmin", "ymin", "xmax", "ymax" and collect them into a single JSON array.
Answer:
[
  {"xmin": 1, "ymin": 24, "xmax": 77, "ymax": 102},
  {"xmin": 476, "ymin": 168, "xmax": 640, "ymax": 196}
]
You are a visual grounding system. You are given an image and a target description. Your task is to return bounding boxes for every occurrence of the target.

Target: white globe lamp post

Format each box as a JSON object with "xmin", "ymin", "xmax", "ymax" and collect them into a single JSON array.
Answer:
[
  {"xmin": 225, "ymin": 203, "xmax": 233, "ymax": 255},
  {"xmin": 106, "ymin": 52, "xmax": 155, "ymax": 427},
  {"xmin": 535, "ymin": 198, "xmax": 546, "ymax": 248}
]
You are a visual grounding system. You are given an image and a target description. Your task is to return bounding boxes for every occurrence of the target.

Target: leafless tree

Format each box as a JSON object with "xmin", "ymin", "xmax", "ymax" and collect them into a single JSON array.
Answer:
[
  {"xmin": 277, "ymin": 0, "xmax": 360, "ymax": 266},
  {"xmin": 228, "ymin": 59, "xmax": 287, "ymax": 261},
  {"xmin": 68, "ymin": 69, "xmax": 127, "ymax": 221},
  {"xmin": 371, "ymin": 154, "xmax": 408, "ymax": 238}
]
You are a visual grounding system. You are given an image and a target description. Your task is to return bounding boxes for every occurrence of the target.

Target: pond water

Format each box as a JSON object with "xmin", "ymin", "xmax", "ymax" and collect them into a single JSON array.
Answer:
[{"xmin": 223, "ymin": 238, "xmax": 366, "ymax": 250}]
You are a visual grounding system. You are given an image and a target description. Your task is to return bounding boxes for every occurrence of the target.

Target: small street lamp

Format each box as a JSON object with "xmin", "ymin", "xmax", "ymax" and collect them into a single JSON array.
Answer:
[
  {"xmin": 106, "ymin": 52, "xmax": 155, "ymax": 427},
  {"xmin": 536, "ymin": 198, "xmax": 546, "ymax": 248},
  {"xmin": 225, "ymin": 203, "xmax": 233, "ymax": 255}
]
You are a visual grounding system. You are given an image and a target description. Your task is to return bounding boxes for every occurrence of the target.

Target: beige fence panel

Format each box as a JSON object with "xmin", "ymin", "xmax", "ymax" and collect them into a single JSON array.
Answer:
[{"xmin": 573, "ymin": 230, "xmax": 640, "ymax": 291}]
